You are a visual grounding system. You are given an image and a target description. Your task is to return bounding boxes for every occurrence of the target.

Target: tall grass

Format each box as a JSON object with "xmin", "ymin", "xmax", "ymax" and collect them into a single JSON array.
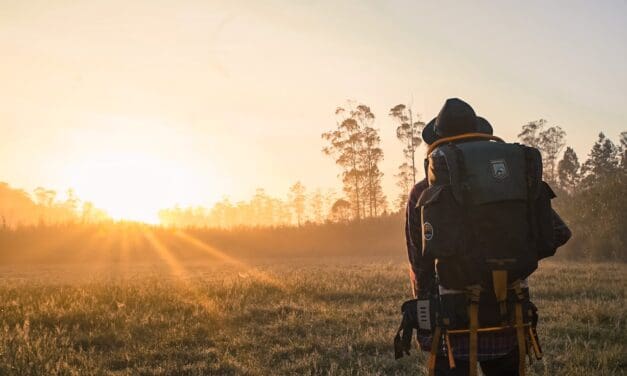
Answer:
[{"xmin": 0, "ymin": 260, "xmax": 624, "ymax": 375}]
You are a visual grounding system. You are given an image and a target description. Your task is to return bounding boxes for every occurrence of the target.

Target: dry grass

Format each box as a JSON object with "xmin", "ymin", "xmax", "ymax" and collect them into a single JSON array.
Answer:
[{"xmin": 0, "ymin": 259, "xmax": 624, "ymax": 375}]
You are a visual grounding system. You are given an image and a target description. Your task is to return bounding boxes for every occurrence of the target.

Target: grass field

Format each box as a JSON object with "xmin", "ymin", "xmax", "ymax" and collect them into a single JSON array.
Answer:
[{"xmin": 0, "ymin": 258, "xmax": 625, "ymax": 375}]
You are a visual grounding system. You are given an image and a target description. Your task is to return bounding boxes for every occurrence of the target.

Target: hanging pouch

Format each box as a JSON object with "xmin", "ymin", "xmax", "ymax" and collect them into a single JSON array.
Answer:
[{"xmin": 418, "ymin": 184, "xmax": 465, "ymax": 259}]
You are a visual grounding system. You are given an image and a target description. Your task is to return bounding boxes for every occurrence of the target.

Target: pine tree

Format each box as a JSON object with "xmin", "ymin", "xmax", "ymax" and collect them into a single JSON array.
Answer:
[
  {"xmin": 581, "ymin": 132, "xmax": 620, "ymax": 188},
  {"xmin": 557, "ymin": 147, "xmax": 580, "ymax": 194}
]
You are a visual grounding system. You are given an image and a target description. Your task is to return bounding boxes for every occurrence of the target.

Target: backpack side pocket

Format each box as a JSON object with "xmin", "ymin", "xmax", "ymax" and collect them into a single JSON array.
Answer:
[{"xmin": 418, "ymin": 185, "xmax": 465, "ymax": 259}]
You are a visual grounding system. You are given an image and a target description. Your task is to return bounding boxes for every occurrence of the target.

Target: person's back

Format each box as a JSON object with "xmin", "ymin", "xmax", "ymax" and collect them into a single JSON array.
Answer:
[{"xmin": 395, "ymin": 98, "xmax": 571, "ymax": 376}]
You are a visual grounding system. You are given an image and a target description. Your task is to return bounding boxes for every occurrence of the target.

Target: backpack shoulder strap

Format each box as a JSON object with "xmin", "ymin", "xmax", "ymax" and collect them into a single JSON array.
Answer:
[{"xmin": 426, "ymin": 133, "xmax": 504, "ymax": 155}]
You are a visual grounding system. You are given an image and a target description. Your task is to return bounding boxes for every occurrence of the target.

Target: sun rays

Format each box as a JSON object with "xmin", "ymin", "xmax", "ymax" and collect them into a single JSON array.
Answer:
[
  {"xmin": 136, "ymin": 226, "xmax": 284, "ymax": 315},
  {"xmin": 141, "ymin": 227, "xmax": 219, "ymax": 313},
  {"xmin": 141, "ymin": 229, "xmax": 187, "ymax": 277},
  {"xmin": 172, "ymin": 230, "xmax": 284, "ymax": 289}
]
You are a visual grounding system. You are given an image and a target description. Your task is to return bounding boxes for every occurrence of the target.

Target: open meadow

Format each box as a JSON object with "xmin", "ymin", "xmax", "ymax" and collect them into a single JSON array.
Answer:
[{"xmin": 0, "ymin": 257, "xmax": 624, "ymax": 376}]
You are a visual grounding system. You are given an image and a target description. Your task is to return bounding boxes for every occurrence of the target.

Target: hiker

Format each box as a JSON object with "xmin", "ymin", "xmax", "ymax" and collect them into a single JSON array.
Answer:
[{"xmin": 395, "ymin": 98, "xmax": 571, "ymax": 376}]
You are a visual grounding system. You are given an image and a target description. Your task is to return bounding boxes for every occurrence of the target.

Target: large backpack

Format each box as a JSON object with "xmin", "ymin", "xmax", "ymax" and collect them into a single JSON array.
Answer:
[{"xmin": 416, "ymin": 133, "xmax": 555, "ymax": 376}]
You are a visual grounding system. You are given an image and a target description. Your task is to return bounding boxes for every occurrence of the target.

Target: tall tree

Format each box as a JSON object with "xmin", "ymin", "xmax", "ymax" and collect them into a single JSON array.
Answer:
[
  {"xmin": 360, "ymin": 124, "xmax": 386, "ymax": 217},
  {"xmin": 288, "ymin": 181, "xmax": 306, "ymax": 226},
  {"xmin": 389, "ymin": 104, "xmax": 424, "ymax": 207},
  {"xmin": 581, "ymin": 132, "xmax": 620, "ymax": 188},
  {"xmin": 518, "ymin": 119, "xmax": 566, "ymax": 183},
  {"xmin": 518, "ymin": 119, "xmax": 547, "ymax": 149},
  {"xmin": 394, "ymin": 162, "xmax": 414, "ymax": 210},
  {"xmin": 322, "ymin": 102, "xmax": 380, "ymax": 220},
  {"xmin": 539, "ymin": 126, "xmax": 566, "ymax": 183},
  {"xmin": 389, "ymin": 104, "xmax": 424, "ymax": 183},
  {"xmin": 557, "ymin": 146, "xmax": 581, "ymax": 194}
]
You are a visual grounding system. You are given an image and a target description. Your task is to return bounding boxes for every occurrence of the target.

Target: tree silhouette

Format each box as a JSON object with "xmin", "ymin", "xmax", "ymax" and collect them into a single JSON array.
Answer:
[
  {"xmin": 289, "ymin": 181, "xmax": 306, "ymax": 226},
  {"xmin": 518, "ymin": 119, "xmax": 566, "ymax": 184},
  {"xmin": 581, "ymin": 132, "xmax": 619, "ymax": 187},
  {"xmin": 322, "ymin": 102, "xmax": 383, "ymax": 220},
  {"xmin": 329, "ymin": 199, "xmax": 351, "ymax": 223},
  {"xmin": 557, "ymin": 147, "xmax": 580, "ymax": 194},
  {"xmin": 518, "ymin": 119, "xmax": 547, "ymax": 148},
  {"xmin": 539, "ymin": 126, "xmax": 566, "ymax": 184},
  {"xmin": 360, "ymin": 125, "xmax": 386, "ymax": 217},
  {"xmin": 394, "ymin": 162, "xmax": 414, "ymax": 210},
  {"xmin": 389, "ymin": 104, "xmax": 424, "ymax": 207}
]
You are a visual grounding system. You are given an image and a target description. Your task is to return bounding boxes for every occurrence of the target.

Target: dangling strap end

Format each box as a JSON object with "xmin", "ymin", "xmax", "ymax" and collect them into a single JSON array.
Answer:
[
  {"xmin": 445, "ymin": 332, "xmax": 456, "ymax": 369},
  {"xmin": 428, "ymin": 326, "xmax": 441, "ymax": 376}
]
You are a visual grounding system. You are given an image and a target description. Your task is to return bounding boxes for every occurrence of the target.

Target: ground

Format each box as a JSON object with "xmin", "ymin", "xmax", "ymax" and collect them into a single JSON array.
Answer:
[{"xmin": 0, "ymin": 258, "xmax": 624, "ymax": 375}]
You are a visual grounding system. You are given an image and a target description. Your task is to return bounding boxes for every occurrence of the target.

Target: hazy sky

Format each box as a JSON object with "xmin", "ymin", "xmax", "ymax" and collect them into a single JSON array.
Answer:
[{"xmin": 1, "ymin": 0, "xmax": 625, "ymax": 221}]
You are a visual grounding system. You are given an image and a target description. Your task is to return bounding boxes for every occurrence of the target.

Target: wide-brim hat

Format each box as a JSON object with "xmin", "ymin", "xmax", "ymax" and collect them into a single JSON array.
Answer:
[{"xmin": 422, "ymin": 98, "xmax": 493, "ymax": 145}]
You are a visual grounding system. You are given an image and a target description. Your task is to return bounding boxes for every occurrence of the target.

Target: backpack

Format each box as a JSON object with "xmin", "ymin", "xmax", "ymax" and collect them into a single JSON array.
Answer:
[{"xmin": 416, "ymin": 133, "xmax": 554, "ymax": 376}]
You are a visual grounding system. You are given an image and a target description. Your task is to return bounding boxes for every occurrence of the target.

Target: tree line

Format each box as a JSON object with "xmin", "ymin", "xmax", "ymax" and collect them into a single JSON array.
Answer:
[
  {"xmin": 0, "ymin": 183, "xmax": 108, "ymax": 228},
  {"xmin": 158, "ymin": 100, "xmax": 426, "ymax": 227},
  {"xmin": 157, "ymin": 185, "xmax": 340, "ymax": 228},
  {"xmin": 521, "ymin": 121, "xmax": 627, "ymax": 260},
  {"xmin": 0, "ymin": 100, "xmax": 625, "ymax": 261},
  {"xmin": 320, "ymin": 103, "xmax": 626, "ymax": 260}
]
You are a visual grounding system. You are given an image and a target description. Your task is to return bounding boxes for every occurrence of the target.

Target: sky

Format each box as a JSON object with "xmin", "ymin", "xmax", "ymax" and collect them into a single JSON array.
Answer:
[{"xmin": 1, "ymin": 0, "xmax": 626, "ymax": 222}]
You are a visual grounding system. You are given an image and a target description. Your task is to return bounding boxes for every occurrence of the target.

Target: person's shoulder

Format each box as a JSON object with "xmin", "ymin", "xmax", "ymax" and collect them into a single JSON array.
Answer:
[
  {"xmin": 409, "ymin": 179, "xmax": 428, "ymax": 201},
  {"xmin": 413, "ymin": 178, "xmax": 428, "ymax": 192}
]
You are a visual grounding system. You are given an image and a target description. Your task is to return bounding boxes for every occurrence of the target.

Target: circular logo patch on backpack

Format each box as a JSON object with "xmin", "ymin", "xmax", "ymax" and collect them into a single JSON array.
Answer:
[{"xmin": 423, "ymin": 222, "xmax": 434, "ymax": 241}]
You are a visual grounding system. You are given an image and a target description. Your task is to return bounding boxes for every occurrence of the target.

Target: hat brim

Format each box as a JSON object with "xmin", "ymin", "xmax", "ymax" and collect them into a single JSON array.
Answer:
[
  {"xmin": 422, "ymin": 118, "xmax": 438, "ymax": 145},
  {"xmin": 422, "ymin": 116, "xmax": 494, "ymax": 145}
]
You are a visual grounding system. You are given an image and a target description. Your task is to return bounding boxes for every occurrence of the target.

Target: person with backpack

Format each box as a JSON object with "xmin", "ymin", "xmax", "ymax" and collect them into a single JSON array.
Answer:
[{"xmin": 394, "ymin": 98, "xmax": 571, "ymax": 376}]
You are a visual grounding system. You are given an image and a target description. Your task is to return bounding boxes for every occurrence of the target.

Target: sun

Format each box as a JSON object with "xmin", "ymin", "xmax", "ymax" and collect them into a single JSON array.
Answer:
[{"xmin": 63, "ymin": 152, "xmax": 198, "ymax": 224}]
